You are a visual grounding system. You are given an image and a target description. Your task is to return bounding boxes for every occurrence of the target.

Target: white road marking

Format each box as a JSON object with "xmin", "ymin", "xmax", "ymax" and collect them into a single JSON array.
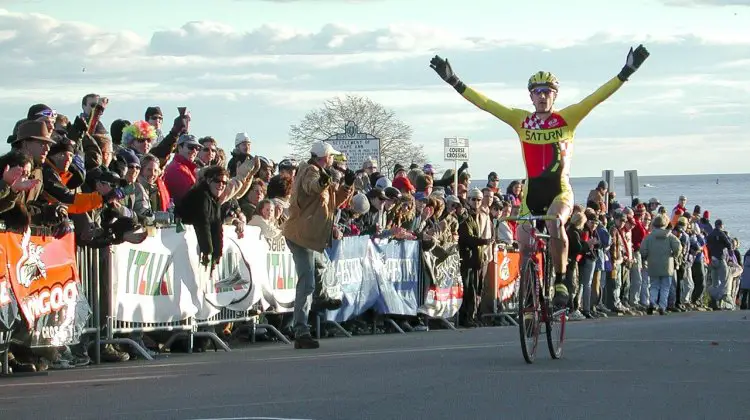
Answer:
[{"xmin": 0, "ymin": 374, "xmax": 180, "ymax": 388}]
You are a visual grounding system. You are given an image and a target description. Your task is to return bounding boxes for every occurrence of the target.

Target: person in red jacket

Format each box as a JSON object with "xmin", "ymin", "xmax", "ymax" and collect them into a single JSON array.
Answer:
[
  {"xmin": 630, "ymin": 204, "xmax": 649, "ymax": 308},
  {"xmin": 163, "ymin": 134, "xmax": 201, "ymax": 204}
]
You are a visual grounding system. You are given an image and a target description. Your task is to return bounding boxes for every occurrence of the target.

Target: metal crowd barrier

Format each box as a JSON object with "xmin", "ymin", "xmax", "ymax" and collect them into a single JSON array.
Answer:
[
  {"xmin": 72, "ymin": 231, "xmax": 523, "ymax": 366},
  {"xmin": 195, "ymin": 306, "xmax": 291, "ymax": 345}
]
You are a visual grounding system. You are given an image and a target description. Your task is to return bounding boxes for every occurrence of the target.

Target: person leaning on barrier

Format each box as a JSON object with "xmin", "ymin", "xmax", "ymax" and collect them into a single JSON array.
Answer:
[
  {"xmin": 0, "ymin": 150, "xmax": 41, "ymax": 216},
  {"xmin": 282, "ymin": 140, "xmax": 355, "ymax": 350},
  {"xmin": 457, "ymin": 188, "xmax": 493, "ymax": 328},
  {"xmin": 176, "ymin": 165, "xmax": 233, "ymax": 271}
]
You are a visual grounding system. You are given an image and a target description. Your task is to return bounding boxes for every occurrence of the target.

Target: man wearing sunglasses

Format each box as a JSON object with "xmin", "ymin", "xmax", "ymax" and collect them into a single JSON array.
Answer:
[
  {"xmin": 80, "ymin": 93, "xmax": 108, "ymax": 135},
  {"xmin": 196, "ymin": 136, "xmax": 219, "ymax": 168},
  {"xmin": 163, "ymin": 134, "xmax": 202, "ymax": 204},
  {"xmin": 430, "ymin": 44, "xmax": 650, "ymax": 308}
]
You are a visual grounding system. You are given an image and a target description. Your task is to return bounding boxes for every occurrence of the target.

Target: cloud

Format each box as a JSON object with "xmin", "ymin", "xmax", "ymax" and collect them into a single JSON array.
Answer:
[{"xmin": 0, "ymin": 9, "xmax": 748, "ymax": 176}]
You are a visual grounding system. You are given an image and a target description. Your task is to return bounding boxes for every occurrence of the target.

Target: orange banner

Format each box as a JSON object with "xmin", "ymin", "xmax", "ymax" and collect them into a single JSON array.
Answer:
[{"xmin": 1, "ymin": 231, "xmax": 84, "ymax": 344}]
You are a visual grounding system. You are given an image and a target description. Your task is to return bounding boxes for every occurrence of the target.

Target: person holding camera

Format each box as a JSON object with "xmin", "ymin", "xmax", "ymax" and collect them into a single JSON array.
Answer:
[{"xmin": 282, "ymin": 141, "xmax": 355, "ymax": 349}]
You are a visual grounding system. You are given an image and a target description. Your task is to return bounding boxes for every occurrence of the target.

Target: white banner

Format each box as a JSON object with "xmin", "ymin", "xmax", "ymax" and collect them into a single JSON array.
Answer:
[
  {"xmin": 111, "ymin": 228, "xmax": 198, "ymax": 323},
  {"xmin": 111, "ymin": 226, "xmax": 270, "ymax": 323},
  {"xmin": 261, "ymin": 237, "xmax": 297, "ymax": 313},
  {"xmin": 185, "ymin": 226, "xmax": 267, "ymax": 320}
]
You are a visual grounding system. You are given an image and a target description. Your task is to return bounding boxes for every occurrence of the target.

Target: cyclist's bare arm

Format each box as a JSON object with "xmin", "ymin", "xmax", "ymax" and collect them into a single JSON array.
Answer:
[{"xmin": 558, "ymin": 76, "xmax": 624, "ymax": 128}]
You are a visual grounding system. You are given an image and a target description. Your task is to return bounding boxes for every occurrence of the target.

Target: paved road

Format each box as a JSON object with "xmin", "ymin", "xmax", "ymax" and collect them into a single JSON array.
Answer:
[{"xmin": 1, "ymin": 311, "xmax": 749, "ymax": 420}]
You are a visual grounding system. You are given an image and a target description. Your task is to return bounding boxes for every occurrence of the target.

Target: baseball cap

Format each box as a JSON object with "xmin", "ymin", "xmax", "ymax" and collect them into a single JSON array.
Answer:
[
  {"xmin": 310, "ymin": 141, "xmax": 341, "ymax": 158},
  {"xmin": 177, "ymin": 134, "xmax": 202, "ymax": 148},
  {"xmin": 235, "ymin": 132, "xmax": 251, "ymax": 146}
]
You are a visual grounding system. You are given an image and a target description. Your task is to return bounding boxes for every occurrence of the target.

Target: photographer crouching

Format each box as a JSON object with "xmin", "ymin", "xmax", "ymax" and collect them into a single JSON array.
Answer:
[{"xmin": 282, "ymin": 141, "xmax": 355, "ymax": 349}]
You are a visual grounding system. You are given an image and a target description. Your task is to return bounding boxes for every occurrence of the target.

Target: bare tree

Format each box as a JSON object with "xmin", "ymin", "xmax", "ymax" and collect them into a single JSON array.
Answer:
[{"xmin": 288, "ymin": 94, "xmax": 427, "ymax": 177}]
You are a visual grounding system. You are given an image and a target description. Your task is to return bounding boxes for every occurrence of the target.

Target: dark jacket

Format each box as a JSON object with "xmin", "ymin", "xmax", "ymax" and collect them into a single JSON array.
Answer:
[
  {"xmin": 176, "ymin": 181, "xmax": 222, "ymax": 265},
  {"xmin": 706, "ymin": 228, "xmax": 732, "ymax": 260},
  {"xmin": 457, "ymin": 210, "xmax": 490, "ymax": 270}
]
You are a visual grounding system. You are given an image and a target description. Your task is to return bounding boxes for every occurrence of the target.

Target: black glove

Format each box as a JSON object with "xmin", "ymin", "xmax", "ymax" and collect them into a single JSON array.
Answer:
[
  {"xmin": 52, "ymin": 221, "xmax": 74, "ymax": 239},
  {"xmin": 170, "ymin": 115, "xmax": 189, "ymax": 135},
  {"xmin": 459, "ymin": 162, "xmax": 469, "ymax": 171},
  {"xmin": 318, "ymin": 167, "xmax": 331, "ymax": 187},
  {"xmin": 618, "ymin": 44, "xmax": 650, "ymax": 81},
  {"xmin": 429, "ymin": 55, "xmax": 466, "ymax": 94},
  {"xmin": 42, "ymin": 203, "xmax": 67, "ymax": 224},
  {"xmin": 343, "ymin": 168, "xmax": 356, "ymax": 186}
]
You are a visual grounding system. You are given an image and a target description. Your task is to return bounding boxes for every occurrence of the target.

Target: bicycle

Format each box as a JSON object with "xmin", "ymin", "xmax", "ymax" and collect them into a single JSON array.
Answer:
[{"xmin": 504, "ymin": 215, "xmax": 567, "ymax": 364}]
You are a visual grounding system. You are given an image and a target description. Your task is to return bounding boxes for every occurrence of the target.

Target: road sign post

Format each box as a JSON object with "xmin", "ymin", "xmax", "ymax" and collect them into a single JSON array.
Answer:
[
  {"xmin": 444, "ymin": 137, "xmax": 469, "ymax": 194},
  {"xmin": 624, "ymin": 170, "xmax": 639, "ymax": 202}
]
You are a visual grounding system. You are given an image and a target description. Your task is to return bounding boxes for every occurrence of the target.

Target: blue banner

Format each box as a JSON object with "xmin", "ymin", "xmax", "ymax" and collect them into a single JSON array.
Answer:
[
  {"xmin": 324, "ymin": 236, "xmax": 380, "ymax": 323},
  {"xmin": 374, "ymin": 240, "xmax": 420, "ymax": 316}
]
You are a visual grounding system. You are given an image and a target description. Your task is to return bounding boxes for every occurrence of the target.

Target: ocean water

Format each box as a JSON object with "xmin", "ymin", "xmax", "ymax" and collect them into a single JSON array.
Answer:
[{"xmin": 471, "ymin": 173, "xmax": 750, "ymax": 253}]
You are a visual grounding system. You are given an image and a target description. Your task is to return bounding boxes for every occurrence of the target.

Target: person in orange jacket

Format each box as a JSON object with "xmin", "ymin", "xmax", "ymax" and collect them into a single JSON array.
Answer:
[{"xmin": 42, "ymin": 134, "xmax": 121, "ymax": 214}]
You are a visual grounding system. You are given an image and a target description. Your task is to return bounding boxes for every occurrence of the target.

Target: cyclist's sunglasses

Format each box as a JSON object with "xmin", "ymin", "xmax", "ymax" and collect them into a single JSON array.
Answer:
[{"xmin": 531, "ymin": 87, "xmax": 555, "ymax": 95}]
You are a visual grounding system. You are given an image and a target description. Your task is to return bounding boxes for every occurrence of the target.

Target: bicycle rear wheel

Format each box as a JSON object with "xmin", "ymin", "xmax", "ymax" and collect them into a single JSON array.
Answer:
[{"xmin": 518, "ymin": 260, "xmax": 540, "ymax": 364}]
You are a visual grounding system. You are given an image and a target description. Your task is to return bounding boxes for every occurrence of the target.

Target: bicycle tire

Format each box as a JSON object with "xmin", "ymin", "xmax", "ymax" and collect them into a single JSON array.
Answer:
[
  {"xmin": 542, "ymin": 244, "xmax": 566, "ymax": 359},
  {"xmin": 545, "ymin": 304, "xmax": 566, "ymax": 359},
  {"xmin": 518, "ymin": 259, "xmax": 540, "ymax": 364}
]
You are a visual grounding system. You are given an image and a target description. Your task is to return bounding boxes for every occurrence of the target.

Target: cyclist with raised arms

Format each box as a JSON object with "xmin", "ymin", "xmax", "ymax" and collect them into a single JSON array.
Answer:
[{"xmin": 429, "ymin": 45, "xmax": 650, "ymax": 307}]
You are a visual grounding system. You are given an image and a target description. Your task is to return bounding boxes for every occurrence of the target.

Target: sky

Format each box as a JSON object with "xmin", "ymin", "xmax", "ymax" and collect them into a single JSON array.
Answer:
[{"xmin": 0, "ymin": 0, "xmax": 748, "ymax": 179}]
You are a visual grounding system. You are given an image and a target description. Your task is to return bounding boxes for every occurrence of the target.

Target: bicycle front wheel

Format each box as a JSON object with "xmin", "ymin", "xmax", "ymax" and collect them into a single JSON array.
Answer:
[
  {"xmin": 545, "ymin": 303, "xmax": 566, "ymax": 359},
  {"xmin": 518, "ymin": 260, "xmax": 540, "ymax": 364}
]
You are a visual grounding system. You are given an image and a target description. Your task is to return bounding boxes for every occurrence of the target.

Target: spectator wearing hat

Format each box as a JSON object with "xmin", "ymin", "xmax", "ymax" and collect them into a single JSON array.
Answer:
[
  {"xmin": 698, "ymin": 210, "xmax": 712, "ymax": 235},
  {"xmin": 278, "ymin": 159, "xmax": 298, "ymax": 178},
  {"xmin": 116, "ymin": 148, "xmax": 154, "ymax": 225},
  {"xmin": 587, "ymin": 180, "xmax": 608, "ymax": 214},
  {"xmin": 641, "ymin": 214, "xmax": 682, "ymax": 315},
  {"xmin": 392, "ymin": 176, "xmax": 415, "ymax": 195},
  {"xmin": 144, "ymin": 106, "xmax": 190, "ymax": 163},
  {"xmin": 339, "ymin": 192, "xmax": 370, "ymax": 236},
  {"xmin": 282, "ymin": 141, "xmax": 355, "ymax": 350},
  {"xmin": 163, "ymin": 134, "xmax": 202, "ymax": 204},
  {"xmin": 110, "ymin": 119, "xmax": 131, "ymax": 152},
  {"xmin": 457, "ymin": 188, "xmax": 493, "ymax": 327},
  {"xmin": 393, "ymin": 163, "xmax": 407, "ymax": 179},
  {"xmin": 433, "ymin": 162, "xmax": 468, "ymax": 194},
  {"xmin": 671, "ymin": 195, "xmax": 688, "ymax": 221},
  {"xmin": 486, "ymin": 171, "xmax": 500, "ymax": 194},
  {"xmin": 361, "ymin": 187, "xmax": 393, "ymax": 237},
  {"xmin": 228, "ymin": 133, "xmax": 253, "ymax": 175},
  {"xmin": 41, "ymin": 134, "xmax": 116, "ymax": 216},
  {"xmin": 145, "ymin": 106, "xmax": 163, "ymax": 135},
  {"xmin": 9, "ymin": 120, "xmax": 54, "ymax": 201}
]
